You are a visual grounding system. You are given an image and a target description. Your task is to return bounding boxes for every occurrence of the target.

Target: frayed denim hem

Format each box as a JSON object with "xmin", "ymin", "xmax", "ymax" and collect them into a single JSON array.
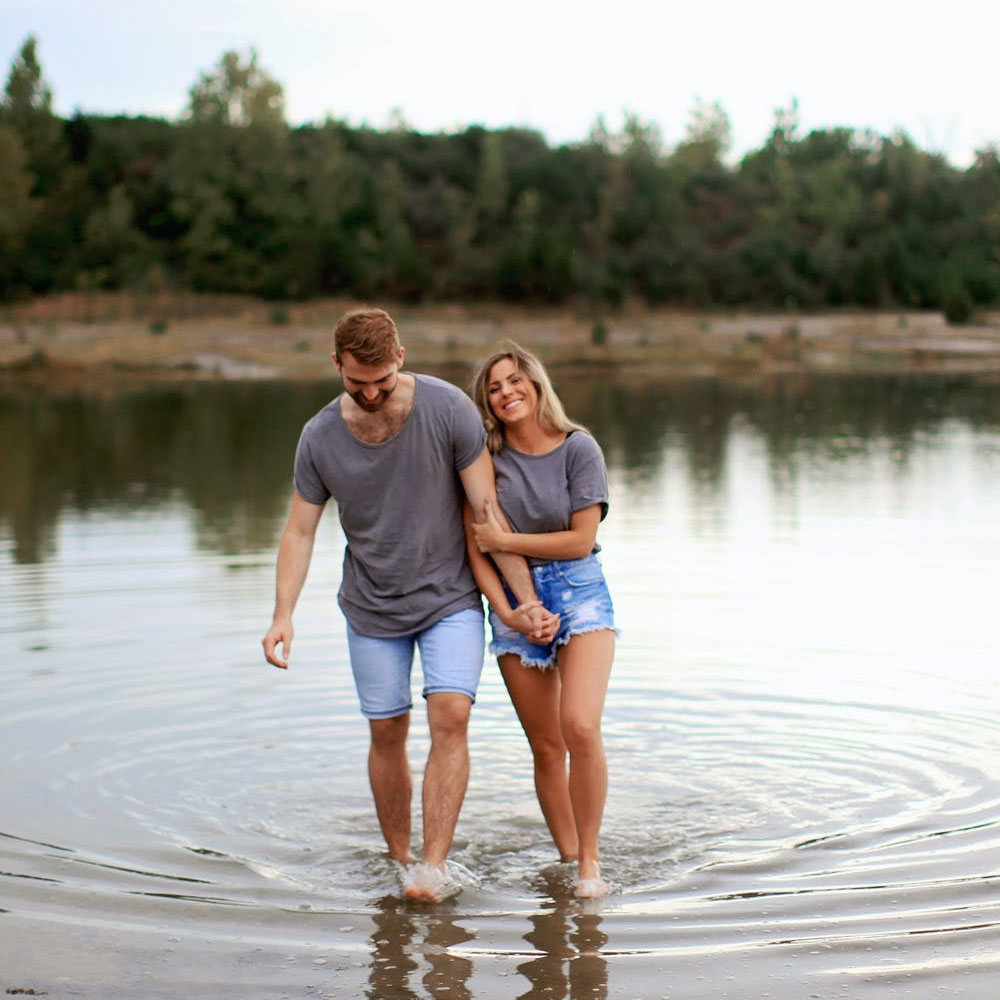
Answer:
[
  {"xmin": 491, "ymin": 623, "xmax": 618, "ymax": 671},
  {"xmin": 490, "ymin": 643, "xmax": 558, "ymax": 670}
]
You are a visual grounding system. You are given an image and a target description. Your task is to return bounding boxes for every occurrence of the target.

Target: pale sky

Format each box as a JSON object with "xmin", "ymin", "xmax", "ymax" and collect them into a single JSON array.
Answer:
[{"xmin": 2, "ymin": 0, "xmax": 997, "ymax": 165}]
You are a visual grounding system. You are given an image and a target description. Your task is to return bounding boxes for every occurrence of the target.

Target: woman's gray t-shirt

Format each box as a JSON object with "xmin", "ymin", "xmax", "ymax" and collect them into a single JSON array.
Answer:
[
  {"xmin": 293, "ymin": 374, "xmax": 486, "ymax": 637},
  {"xmin": 492, "ymin": 431, "xmax": 609, "ymax": 567}
]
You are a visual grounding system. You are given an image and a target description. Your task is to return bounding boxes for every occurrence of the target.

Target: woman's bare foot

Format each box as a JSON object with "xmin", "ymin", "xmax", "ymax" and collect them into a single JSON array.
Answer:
[{"xmin": 575, "ymin": 861, "xmax": 609, "ymax": 899}]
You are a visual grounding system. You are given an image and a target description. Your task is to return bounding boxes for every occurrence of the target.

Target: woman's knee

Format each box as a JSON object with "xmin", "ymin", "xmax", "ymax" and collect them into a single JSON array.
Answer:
[
  {"xmin": 526, "ymin": 729, "xmax": 568, "ymax": 769},
  {"xmin": 560, "ymin": 715, "xmax": 602, "ymax": 755}
]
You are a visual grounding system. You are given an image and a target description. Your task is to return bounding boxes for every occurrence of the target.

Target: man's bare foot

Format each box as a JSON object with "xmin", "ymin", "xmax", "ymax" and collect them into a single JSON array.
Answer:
[{"xmin": 402, "ymin": 861, "xmax": 456, "ymax": 903}]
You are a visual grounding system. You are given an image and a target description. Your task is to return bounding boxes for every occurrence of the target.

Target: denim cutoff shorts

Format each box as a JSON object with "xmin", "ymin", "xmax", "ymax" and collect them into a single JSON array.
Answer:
[
  {"xmin": 346, "ymin": 606, "xmax": 485, "ymax": 720},
  {"xmin": 488, "ymin": 553, "xmax": 616, "ymax": 670}
]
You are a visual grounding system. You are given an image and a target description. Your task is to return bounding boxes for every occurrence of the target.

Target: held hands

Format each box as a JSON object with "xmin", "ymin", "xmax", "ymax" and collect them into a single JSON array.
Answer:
[
  {"xmin": 262, "ymin": 618, "xmax": 294, "ymax": 669},
  {"xmin": 472, "ymin": 498, "xmax": 508, "ymax": 554},
  {"xmin": 507, "ymin": 600, "xmax": 560, "ymax": 646}
]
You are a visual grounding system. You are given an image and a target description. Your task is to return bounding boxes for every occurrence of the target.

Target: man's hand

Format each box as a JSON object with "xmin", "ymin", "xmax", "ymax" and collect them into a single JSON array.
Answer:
[
  {"xmin": 472, "ymin": 498, "xmax": 508, "ymax": 553},
  {"xmin": 262, "ymin": 617, "xmax": 294, "ymax": 669},
  {"xmin": 263, "ymin": 493, "xmax": 324, "ymax": 671},
  {"xmin": 507, "ymin": 601, "xmax": 560, "ymax": 645}
]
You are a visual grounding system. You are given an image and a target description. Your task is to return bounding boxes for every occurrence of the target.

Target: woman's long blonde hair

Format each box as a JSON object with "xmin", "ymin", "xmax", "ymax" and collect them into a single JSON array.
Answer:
[{"xmin": 471, "ymin": 341, "xmax": 588, "ymax": 454}]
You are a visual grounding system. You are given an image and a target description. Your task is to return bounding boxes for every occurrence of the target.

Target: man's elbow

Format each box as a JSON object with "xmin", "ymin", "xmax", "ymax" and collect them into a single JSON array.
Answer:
[{"xmin": 285, "ymin": 519, "xmax": 319, "ymax": 546}]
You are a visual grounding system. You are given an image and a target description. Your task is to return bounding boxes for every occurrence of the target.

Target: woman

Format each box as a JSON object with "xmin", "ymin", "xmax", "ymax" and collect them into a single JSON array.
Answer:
[{"xmin": 465, "ymin": 342, "xmax": 616, "ymax": 898}]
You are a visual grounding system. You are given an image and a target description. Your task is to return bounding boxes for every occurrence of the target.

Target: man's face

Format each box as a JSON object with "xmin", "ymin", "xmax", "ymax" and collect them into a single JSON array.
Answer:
[{"xmin": 335, "ymin": 348, "xmax": 404, "ymax": 413}]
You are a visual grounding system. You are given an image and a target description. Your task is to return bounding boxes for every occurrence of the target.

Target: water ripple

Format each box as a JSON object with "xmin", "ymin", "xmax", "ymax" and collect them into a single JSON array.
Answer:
[{"xmin": 5, "ymin": 385, "xmax": 1000, "ymax": 996}]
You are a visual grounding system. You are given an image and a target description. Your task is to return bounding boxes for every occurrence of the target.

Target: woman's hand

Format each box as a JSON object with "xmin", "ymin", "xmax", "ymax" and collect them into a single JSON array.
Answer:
[
  {"xmin": 505, "ymin": 601, "xmax": 560, "ymax": 645},
  {"xmin": 472, "ymin": 498, "xmax": 509, "ymax": 553}
]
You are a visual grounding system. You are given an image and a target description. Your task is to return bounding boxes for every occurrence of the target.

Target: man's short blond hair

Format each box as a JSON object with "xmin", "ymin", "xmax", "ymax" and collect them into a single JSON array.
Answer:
[{"xmin": 334, "ymin": 308, "xmax": 401, "ymax": 365}]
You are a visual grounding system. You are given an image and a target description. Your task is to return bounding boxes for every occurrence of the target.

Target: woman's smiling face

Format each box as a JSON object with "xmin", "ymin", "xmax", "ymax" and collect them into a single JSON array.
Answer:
[{"xmin": 487, "ymin": 356, "xmax": 539, "ymax": 426}]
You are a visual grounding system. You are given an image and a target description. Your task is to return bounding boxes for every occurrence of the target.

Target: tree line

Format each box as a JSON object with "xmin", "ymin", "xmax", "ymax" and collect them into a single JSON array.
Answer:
[{"xmin": 2, "ymin": 38, "xmax": 998, "ymax": 321}]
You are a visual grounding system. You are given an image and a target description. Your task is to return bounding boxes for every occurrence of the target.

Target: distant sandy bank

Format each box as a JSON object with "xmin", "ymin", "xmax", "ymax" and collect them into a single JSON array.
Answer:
[{"xmin": 3, "ymin": 293, "xmax": 1000, "ymax": 388}]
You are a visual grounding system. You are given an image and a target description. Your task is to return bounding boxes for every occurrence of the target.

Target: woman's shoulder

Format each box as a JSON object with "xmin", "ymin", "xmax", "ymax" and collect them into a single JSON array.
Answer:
[
  {"xmin": 497, "ymin": 431, "xmax": 578, "ymax": 464},
  {"xmin": 564, "ymin": 429, "xmax": 605, "ymax": 461}
]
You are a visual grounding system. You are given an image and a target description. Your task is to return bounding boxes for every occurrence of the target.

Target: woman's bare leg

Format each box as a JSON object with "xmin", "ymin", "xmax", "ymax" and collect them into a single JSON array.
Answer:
[
  {"xmin": 556, "ymin": 631, "xmax": 615, "ymax": 894},
  {"xmin": 500, "ymin": 653, "xmax": 579, "ymax": 861}
]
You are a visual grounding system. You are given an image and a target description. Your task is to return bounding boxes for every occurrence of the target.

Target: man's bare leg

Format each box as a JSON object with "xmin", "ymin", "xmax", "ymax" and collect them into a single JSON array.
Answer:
[
  {"xmin": 404, "ymin": 692, "xmax": 471, "ymax": 902},
  {"xmin": 369, "ymin": 714, "xmax": 413, "ymax": 864}
]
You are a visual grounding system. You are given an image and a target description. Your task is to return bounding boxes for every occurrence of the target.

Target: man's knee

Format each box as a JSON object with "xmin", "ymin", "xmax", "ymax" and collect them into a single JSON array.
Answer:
[
  {"xmin": 370, "ymin": 713, "xmax": 409, "ymax": 753},
  {"xmin": 426, "ymin": 693, "xmax": 472, "ymax": 743}
]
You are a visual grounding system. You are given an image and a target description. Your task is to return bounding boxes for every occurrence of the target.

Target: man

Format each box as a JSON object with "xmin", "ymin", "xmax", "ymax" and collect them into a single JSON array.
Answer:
[{"xmin": 262, "ymin": 307, "xmax": 554, "ymax": 903}]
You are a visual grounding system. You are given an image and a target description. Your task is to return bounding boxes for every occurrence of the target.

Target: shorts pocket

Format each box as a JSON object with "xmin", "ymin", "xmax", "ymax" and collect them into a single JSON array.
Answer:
[{"xmin": 559, "ymin": 556, "xmax": 606, "ymax": 587}]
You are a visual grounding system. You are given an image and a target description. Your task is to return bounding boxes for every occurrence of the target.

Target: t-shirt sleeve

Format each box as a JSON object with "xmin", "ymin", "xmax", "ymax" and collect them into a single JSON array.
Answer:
[
  {"xmin": 293, "ymin": 424, "xmax": 331, "ymax": 505},
  {"xmin": 567, "ymin": 433, "xmax": 609, "ymax": 520},
  {"xmin": 452, "ymin": 390, "xmax": 488, "ymax": 471}
]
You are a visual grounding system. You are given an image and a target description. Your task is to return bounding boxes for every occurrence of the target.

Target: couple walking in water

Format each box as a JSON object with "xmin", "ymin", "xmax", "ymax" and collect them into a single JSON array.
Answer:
[{"xmin": 262, "ymin": 308, "xmax": 616, "ymax": 903}]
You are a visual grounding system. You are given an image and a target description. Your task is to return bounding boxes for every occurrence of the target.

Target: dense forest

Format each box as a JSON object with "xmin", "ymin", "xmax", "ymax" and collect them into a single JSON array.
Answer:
[{"xmin": 2, "ymin": 38, "xmax": 998, "ymax": 321}]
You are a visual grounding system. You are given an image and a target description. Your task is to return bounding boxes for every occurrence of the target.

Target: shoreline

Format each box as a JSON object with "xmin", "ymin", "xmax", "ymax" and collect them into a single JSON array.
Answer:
[{"xmin": 3, "ymin": 295, "xmax": 1000, "ymax": 390}]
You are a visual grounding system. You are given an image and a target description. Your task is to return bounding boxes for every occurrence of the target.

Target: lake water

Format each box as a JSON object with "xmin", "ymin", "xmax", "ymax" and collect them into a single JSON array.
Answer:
[{"xmin": 2, "ymin": 370, "xmax": 1000, "ymax": 999}]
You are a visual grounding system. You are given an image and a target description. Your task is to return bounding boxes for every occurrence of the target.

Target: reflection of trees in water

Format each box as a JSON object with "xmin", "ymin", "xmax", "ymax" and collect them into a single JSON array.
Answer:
[
  {"xmin": 0, "ymin": 381, "xmax": 333, "ymax": 563},
  {"xmin": 3, "ymin": 371, "xmax": 999, "ymax": 564},
  {"xmin": 557, "ymin": 367, "xmax": 1000, "ymax": 503}
]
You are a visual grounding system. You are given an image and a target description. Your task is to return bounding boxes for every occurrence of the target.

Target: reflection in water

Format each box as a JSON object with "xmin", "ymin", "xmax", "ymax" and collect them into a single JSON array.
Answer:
[
  {"xmin": 517, "ymin": 870, "xmax": 608, "ymax": 1000},
  {"xmin": 0, "ymin": 380, "xmax": 335, "ymax": 563},
  {"xmin": 2, "ymin": 368, "xmax": 1000, "ymax": 996},
  {"xmin": 565, "ymin": 370, "xmax": 1000, "ymax": 491},
  {"xmin": 368, "ymin": 896, "xmax": 420, "ymax": 1000},
  {"xmin": 363, "ymin": 881, "xmax": 608, "ymax": 1000},
  {"xmin": 3, "ymin": 371, "xmax": 1000, "ymax": 564},
  {"xmin": 367, "ymin": 895, "xmax": 474, "ymax": 1000}
]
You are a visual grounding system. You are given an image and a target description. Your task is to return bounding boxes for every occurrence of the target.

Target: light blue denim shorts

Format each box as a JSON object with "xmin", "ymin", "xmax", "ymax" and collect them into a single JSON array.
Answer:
[
  {"xmin": 345, "ymin": 606, "xmax": 485, "ymax": 720},
  {"xmin": 488, "ymin": 554, "xmax": 617, "ymax": 670}
]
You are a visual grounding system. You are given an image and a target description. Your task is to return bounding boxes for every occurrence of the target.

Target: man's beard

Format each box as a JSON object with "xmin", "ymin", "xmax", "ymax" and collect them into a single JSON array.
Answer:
[{"xmin": 349, "ymin": 381, "xmax": 396, "ymax": 413}]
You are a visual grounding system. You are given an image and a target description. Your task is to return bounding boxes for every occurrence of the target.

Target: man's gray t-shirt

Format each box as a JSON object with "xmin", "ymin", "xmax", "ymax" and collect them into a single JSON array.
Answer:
[
  {"xmin": 294, "ymin": 374, "xmax": 486, "ymax": 637},
  {"xmin": 492, "ymin": 431, "xmax": 609, "ymax": 567}
]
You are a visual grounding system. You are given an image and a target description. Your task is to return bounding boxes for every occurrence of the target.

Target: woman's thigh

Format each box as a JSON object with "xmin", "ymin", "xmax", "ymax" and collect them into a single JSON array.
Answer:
[
  {"xmin": 557, "ymin": 630, "xmax": 615, "ymax": 728},
  {"xmin": 500, "ymin": 654, "xmax": 564, "ymax": 748}
]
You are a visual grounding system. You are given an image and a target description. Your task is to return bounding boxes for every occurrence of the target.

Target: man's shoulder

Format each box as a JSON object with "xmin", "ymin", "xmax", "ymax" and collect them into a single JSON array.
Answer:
[
  {"xmin": 300, "ymin": 396, "xmax": 344, "ymax": 439},
  {"xmin": 413, "ymin": 373, "xmax": 479, "ymax": 417},
  {"xmin": 411, "ymin": 373, "xmax": 484, "ymax": 464},
  {"xmin": 413, "ymin": 372, "xmax": 464, "ymax": 398}
]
